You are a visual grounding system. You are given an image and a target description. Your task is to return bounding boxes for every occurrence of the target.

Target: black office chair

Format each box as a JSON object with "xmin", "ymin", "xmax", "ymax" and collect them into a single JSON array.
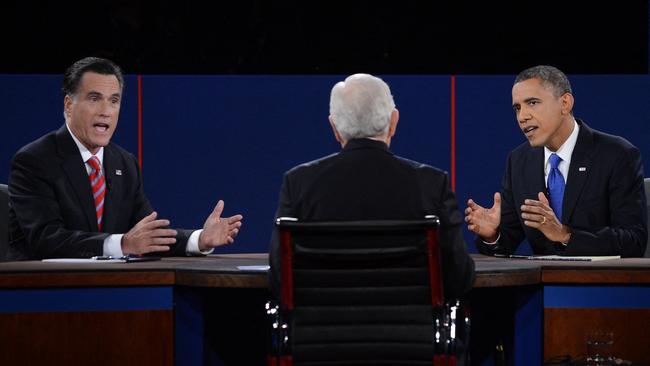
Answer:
[
  {"xmin": 267, "ymin": 216, "xmax": 469, "ymax": 366},
  {"xmin": 643, "ymin": 178, "xmax": 650, "ymax": 257},
  {"xmin": 0, "ymin": 184, "xmax": 8, "ymax": 262}
]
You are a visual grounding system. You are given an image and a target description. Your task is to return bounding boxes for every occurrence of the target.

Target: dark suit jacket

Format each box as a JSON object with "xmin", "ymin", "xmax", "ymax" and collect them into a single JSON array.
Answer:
[
  {"xmin": 0, "ymin": 184, "xmax": 8, "ymax": 261},
  {"xmin": 269, "ymin": 138, "xmax": 475, "ymax": 299},
  {"xmin": 645, "ymin": 178, "xmax": 650, "ymax": 257},
  {"xmin": 477, "ymin": 119, "xmax": 647, "ymax": 257},
  {"xmin": 8, "ymin": 125, "xmax": 191, "ymax": 259}
]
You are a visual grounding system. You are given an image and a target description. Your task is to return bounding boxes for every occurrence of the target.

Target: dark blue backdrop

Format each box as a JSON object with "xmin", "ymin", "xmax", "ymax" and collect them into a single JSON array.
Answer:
[{"xmin": 2, "ymin": 74, "xmax": 649, "ymax": 254}]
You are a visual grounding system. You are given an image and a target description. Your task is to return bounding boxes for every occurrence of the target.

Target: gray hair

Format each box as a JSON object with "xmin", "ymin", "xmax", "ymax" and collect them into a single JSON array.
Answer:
[
  {"xmin": 62, "ymin": 57, "xmax": 124, "ymax": 121},
  {"xmin": 514, "ymin": 65, "xmax": 572, "ymax": 97},
  {"xmin": 329, "ymin": 74, "xmax": 396, "ymax": 141}
]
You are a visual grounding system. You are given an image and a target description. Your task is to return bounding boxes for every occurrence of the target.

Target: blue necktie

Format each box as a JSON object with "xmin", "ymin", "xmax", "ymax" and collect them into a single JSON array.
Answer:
[{"xmin": 548, "ymin": 153, "xmax": 565, "ymax": 221}]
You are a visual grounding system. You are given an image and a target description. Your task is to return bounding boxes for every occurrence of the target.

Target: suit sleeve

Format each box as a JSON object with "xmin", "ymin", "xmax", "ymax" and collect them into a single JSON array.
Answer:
[
  {"xmin": 565, "ymin": 145, "xmax": 647, "ymax": 257},
  {"xmin": 9, "ymin": 150, "xmax": 109, "ymax": 258},
  {"xmin": 269, "ymin": 173, "xmax": 294, "ymax": 297},
  {"xmin": 475, "ymin": 152, "xmax": 526, "ymax": 255},
  {"xmin": 433, "ymin": 172, "xmax": 475, "ymax": 299}
]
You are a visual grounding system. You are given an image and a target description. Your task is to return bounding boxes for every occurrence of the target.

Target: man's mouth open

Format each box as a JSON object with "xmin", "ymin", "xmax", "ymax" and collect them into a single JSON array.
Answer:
[
  {"xmin": 523, "ymin": 126, "xmax": 537, "ymax": 137},
  {"xmin": 93, "ymin": 123, "xmax": 110, "ymax": 133}
]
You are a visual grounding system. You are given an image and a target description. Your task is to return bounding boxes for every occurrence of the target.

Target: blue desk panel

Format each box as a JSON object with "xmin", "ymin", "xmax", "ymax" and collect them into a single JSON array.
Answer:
[
  {"xmin": 545, "ymin": 285, "xmax": 650, "ymax": 308},
  {"xmin": 0, "ymin": 286, "xmax": 173, "ymax": 312}
]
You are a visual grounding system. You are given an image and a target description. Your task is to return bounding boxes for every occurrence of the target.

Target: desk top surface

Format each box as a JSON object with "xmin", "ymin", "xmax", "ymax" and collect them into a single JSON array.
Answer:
[{"xmin": 1, "ymin": 254, "xmax": 649, "ymax": 289}]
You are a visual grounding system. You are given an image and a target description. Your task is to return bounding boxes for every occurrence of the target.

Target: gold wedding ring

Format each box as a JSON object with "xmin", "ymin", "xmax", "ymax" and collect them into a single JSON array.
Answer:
[{"xmin": 541, "ymin": 216, "xmax": 547, "ymax": 225}]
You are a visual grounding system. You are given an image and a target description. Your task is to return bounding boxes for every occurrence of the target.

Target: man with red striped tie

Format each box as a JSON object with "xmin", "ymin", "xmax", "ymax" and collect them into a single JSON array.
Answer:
[{"xmin": 7, "ymin": 57, "xmax": 243, "ymax": 259}]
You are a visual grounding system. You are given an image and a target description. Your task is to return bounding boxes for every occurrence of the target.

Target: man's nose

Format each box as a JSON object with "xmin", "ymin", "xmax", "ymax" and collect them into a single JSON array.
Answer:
[
  {"xmin": 99, "ymin": 100, "xmax": 114, "ymax": 116},
  {"xmin": 518, "ymin": 109, "xmax": 531, "ymax": 124}
]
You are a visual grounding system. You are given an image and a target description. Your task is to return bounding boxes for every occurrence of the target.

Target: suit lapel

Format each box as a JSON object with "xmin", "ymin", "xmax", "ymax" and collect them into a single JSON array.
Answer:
[
  {"xmin": 527, "ymin": 147, "xmax": 546, "ymax": 199},
  {"xmin": 102, "ymin": 145, "xmax": 122, "ymax": 232},
  {"xmin": 562, "ymin": 121, "xmax": 593, "ymax": 223},
  {"xmin": 56, "ymin": 126, "xmax": 98, "ymax": 231}
]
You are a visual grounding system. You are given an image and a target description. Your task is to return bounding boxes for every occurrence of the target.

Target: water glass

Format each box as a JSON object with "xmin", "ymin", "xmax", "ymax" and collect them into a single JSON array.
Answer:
[{"xmin": 585, "ymin": 331, "xmax": 614, "ymax": 365}]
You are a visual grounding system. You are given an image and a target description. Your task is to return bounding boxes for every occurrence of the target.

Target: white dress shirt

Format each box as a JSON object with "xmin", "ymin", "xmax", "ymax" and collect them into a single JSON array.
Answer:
[
  {"xmin": 483, "ymin": 118, "xmax": 579, "ymax": 245},
  {"xmin": 65, "ymin": 123, "xmax": 209, "ymax": 256},
  {"xmin": 544, "ymin": 119, "xmax": 579, "ymax": 187}
]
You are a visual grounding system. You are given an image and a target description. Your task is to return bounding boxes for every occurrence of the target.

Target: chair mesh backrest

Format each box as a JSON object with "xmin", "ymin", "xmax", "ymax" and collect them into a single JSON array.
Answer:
[{"xmin": 278, "ymin": 218, "xmax": 444, "ymax": 365}]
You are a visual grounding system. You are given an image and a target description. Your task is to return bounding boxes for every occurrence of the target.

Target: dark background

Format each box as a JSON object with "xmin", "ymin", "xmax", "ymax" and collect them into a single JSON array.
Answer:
[
  {"xmin": 2, "ymin": 2, "xmax": 650, "ymax": 254},
  {"xmin": 2, "ymin": 1, "xmax": 648, "ymax": 74}
]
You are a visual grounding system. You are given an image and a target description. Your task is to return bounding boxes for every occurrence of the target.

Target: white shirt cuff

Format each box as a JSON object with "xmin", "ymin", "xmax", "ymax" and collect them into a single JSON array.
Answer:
[
  {"xmin": 103, "ymin": 234, "xmax": 125, "ymax": 257},
  {"xmin": 103, "ymin": 231, "xmax": 213, "ymax": 257},
  {"xmin": 186, "ymin": 229, "xmax": 214, "ymax": 255},
  {"xmin": 482, "ymin": 232, "xmax": 501, "ymax": 245}
]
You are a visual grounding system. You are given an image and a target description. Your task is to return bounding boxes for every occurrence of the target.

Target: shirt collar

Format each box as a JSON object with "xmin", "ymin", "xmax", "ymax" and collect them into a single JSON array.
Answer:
[
  {"xmin": 544, "ymin": 118, "xmax": 579, "ymax": 168},
  {"xmin": 65, "ymin": 122, "xmax": 104, "ymax": 166}
]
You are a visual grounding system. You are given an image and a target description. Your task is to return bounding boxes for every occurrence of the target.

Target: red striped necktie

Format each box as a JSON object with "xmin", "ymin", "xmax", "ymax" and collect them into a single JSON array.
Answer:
[{"xmin": 87, "ymin": 156, "xmax": 106, "ymax": 231}]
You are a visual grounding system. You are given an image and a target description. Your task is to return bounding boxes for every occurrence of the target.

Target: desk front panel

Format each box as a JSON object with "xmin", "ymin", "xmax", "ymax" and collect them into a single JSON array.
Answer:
[{"xmin": 0, "ymin": 286, "xmax": 174, "ymax": 366}]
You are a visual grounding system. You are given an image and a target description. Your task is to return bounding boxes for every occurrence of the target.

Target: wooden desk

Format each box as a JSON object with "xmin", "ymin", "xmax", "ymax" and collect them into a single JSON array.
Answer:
[
  {"xmin": 470, "ymin": 256, "xmax": 650, "ymax": 366},
  {"xmin": 535, "ymin": 258, "xmax": 650, "ymax": 365},
  {"xmin": 1, "ymin": 254, "xmax": 649, "ymax": 366},
  {"xmin": 0, "ymin": 253, "xmax": 546, "ymax": 289}
]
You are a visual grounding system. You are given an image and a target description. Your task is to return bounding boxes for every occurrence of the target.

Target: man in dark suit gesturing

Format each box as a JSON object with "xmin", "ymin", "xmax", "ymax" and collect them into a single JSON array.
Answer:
[
  {"xmin": 466, "ymin": 65, "xmax": 647, "ymax": 257},
  {"xmin": 8, "ymin": 57, "xmax": 243, "ymax": 260},
  {"xmin": 269, "ymin": 73, "xmax": 475, "ymax": 299}
]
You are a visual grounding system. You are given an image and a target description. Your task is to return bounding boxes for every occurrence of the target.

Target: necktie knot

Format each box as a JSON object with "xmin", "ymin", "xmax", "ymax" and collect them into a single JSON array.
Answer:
[
  {"xmin": 87, "ymin": 156, "xmax": 101, "ymax": 172},
  {"xmin": 549, "ymin": 153, "xmax": 562, "ymax": 170}
]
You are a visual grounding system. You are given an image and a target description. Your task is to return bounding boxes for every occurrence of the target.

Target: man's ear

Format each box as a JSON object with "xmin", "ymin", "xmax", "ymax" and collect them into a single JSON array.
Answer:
[
  {"xmin": 385, "ymin": 109, "xmax": 399, "ymax": 146},
  {"xmin": 329, "ymin": 116, "xmax": 346, "ymax": 146},
  {"xmin": 388, "ymin": 109, "xmax": 399, "ymax": 138},
  {"xmin": 560, "ymin": 93, "xmax": 574, "ymax": 115},
  {"xmin": 64, "ymin": 95, "xmax": 73, "ymax": 120}
]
